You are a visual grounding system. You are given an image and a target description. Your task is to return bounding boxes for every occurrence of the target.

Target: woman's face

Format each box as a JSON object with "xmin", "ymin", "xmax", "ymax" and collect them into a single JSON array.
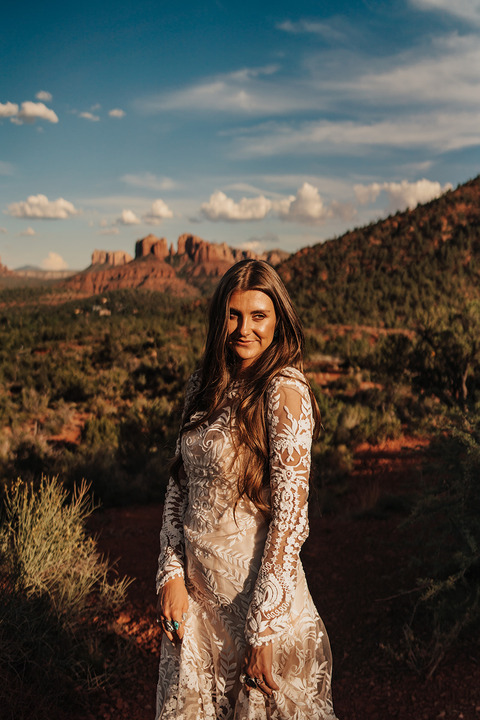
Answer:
[{"xmin": 227, "ymin": 289, "xmax": 276, "ymax": 370}]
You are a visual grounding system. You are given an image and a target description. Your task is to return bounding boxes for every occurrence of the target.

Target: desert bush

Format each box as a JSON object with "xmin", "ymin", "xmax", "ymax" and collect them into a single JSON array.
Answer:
[
  {"xmin": 81, "ymin": 416, "xmax": 119, "ymax": 450},
  {"xmin": 0, "ymin": 476, "xmax": 130, "ymax": 716},
  {"xmin": 7, "ymin": 434, "xmax": 52, "ymax": 482},
  {"xmin": 410, "ymin": 301, "xmax": 480, "ymax": 409},
  {"xmin": 119, "ymin": 396, "xmax": 175, "ymax": 458},
  {"xmin": 399, "ymin": 413, "xmax": 480, "ymax": 676}
]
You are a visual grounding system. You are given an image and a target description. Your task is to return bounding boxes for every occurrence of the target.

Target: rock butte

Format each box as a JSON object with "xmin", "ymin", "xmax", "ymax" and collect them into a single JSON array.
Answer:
[
  {"xmin": 63, "ymin": 234, "xmax": 290, "ymax": 295},
  {"xmin": 0, "ymin": 256, "xmax": 14, "ymax": 277}
]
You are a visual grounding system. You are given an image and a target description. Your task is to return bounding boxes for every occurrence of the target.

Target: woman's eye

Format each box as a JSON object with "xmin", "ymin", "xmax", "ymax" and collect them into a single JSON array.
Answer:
[{"xmin": 253, "ymin": 314, "xmax": 265, "ymax": 320}]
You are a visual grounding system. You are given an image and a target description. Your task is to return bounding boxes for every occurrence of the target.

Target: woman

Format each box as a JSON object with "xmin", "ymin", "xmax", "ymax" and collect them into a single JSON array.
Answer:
[{"xmin": 156, "ymin": 259, "xmax": 338, "ymax": 720}]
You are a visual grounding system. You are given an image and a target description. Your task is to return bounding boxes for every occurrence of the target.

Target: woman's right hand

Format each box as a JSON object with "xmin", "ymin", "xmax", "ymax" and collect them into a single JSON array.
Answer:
[{"xmin": 156, "ymin": 576, "xmax": 189, "ymax": 645}]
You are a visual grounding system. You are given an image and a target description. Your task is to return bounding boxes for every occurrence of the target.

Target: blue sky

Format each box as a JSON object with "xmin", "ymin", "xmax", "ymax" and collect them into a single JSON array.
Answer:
[{"xmin": 1, "ymin": 0, "xmax": 480, "ymax": 270}]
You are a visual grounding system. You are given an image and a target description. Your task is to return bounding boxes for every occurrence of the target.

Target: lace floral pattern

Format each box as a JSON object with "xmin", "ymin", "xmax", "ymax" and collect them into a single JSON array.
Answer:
[{"xmin": 156, "ymin": 367, "xmax": 337, "ymax": 720}]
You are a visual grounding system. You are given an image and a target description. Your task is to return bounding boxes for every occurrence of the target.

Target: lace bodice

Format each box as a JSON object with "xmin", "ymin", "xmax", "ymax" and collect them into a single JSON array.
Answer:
[{"xmin": 156, "ymin": 366, "xmax": 314, "ymax": 647}]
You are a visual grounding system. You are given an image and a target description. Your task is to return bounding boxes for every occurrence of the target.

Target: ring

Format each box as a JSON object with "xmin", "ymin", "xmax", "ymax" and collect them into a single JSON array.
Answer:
[
  {"xmin": 172, "ymin": 620, "xmax": 180, "ymax": 631},
  {"xmin": 156, "ymin": 618, "xmax": 161, "ymax": 624},
  {"xmin": 245, "ymin": 677, "xmax": 258, "ymax": 689},
  {"xmin": 164, "ymin": 620, "xmax": 174, "ymax": 633},
  {"xmin": 254, "ymin": 677, "xmax": 263, "ymax": 685}
]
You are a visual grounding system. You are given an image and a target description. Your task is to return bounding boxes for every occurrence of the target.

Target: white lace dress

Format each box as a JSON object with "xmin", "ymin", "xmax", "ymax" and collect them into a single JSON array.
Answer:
[{"xmin": 156, "ymin": 367, "xmax": 337, "ymax": 720}]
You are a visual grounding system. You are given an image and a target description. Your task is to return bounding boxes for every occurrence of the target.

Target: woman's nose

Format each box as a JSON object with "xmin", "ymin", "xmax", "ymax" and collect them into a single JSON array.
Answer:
[{"xmin": 239, "ymin": 316, "xmax": 250, "ymax": 335}]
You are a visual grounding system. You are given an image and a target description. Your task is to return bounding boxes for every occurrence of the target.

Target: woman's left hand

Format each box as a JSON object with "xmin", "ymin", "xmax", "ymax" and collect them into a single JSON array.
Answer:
[{"xmin": 243, "ymin": 642, "xmax": 279, "ymax": 696}]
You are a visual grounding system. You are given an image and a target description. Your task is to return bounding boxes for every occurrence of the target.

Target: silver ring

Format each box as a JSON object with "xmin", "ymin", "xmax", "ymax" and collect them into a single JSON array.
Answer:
[
  {"xmin": 164, "ymin": 620, "xmax": 174, "ymax": 633},
  {"xmin": 156, "ymin": 618, "xmax": 161, "ymax": 624}
]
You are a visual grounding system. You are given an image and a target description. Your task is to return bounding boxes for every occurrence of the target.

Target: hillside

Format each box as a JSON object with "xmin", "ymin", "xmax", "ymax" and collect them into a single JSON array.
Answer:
[
  {"xmin": 279, "ymin": 175, "xmax": 480, "ymax": 326},
  {"xmin": 3, "ymin": 175, "xmax": 480, "ymax": 306}
]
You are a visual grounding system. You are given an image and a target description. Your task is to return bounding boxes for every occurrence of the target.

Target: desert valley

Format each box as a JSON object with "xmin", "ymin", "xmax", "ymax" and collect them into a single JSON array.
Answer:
[{"xmin": 1, "ymin": 176, "xmax": 480, "ymax": 719}]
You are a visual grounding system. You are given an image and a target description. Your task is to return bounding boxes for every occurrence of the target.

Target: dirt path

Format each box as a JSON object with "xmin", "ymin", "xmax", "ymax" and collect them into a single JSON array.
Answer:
[{"xmin": 90, "ymin": 439, "xmax": 480, "ymax": 720}]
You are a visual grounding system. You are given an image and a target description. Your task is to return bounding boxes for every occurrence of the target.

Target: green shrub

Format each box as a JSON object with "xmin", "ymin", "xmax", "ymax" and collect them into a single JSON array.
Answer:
[
  {"xmin": 399, "ymin": 413, "xmax": 480, "ymax": 676},
  {"xmin": 0, "ymin": 476, "xmax": 131, "ymax": 716},
  {"xmin": 81, "ymin": 416, "xmax": 119, "ymax": 450}
]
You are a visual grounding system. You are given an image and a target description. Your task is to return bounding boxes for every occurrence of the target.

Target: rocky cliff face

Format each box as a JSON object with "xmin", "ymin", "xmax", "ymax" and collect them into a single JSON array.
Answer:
[
  {"xmin": 135, "ymin": 235, "xmax": 169, "ymax": 260},
  {"xmin": 65, "ymin": 258, "xmax": 194, "ymax": 296},
  {"xmin": 91, "ymin": 250, "xmax": 133, "ymax": 266},
  {"xmin": 64, "ymin": 234, "xmax": 290, "ymax": 295},
  {"xmin": 0, "ymin": 257, "xmax": 13, "ymax": 276}
]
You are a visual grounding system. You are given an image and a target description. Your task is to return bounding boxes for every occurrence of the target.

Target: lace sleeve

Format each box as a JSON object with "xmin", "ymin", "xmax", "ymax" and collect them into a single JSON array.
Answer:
[
  {"xmin": 155, "ymin": 372, "xmax": 199, "ymax": 593},
  {"xmin": 245, "ymin": 370, "xmax": 313, "ymax": 646}
]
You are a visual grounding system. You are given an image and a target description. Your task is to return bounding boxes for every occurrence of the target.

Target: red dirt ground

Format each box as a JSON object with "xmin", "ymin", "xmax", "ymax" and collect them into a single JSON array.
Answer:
[{"xmin": 88, "ymin": 438, "xmax": 480, "ymax": 720}]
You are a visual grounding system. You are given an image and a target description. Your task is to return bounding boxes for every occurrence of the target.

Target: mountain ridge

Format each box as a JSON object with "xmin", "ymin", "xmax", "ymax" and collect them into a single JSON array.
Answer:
[
  {"xmin": 278, "ymin": 175, "xmax": 480, "ymax": 327},
  {"xmin": 62, "ymin": 233, "xmax": 289, "ymax": 295}
]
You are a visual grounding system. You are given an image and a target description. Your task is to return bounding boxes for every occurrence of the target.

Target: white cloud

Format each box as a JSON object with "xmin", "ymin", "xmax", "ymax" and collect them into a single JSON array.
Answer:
[
  {"xmin": 20, "ymin": 227, "xmax": 36, "ymax": 236},
  {"xmin": 347, "ymin": 34, "xmax": 480, "ymax": 107},
  {"xmin": 240, "ymin": 240, "xmax": 264, "ymax": 253},
  {"xmin": 354, "ymin": 178, "xmax": 452, "ymax": 211},
  {"xmin": 109, "ymin": 108, "xmax": 125, "ymax": 118},
  {"xmin": 276, "ymin": 183, "xmax": 355, "ymax": 224},
  {"xmin": 137, "ymin": 65, "xmax": 318, "ymax": 116},
  {"xmin": 199, "ymin": 183, "xmax": 354, "ymax": 225},
  {"xmin": 276, "ymin": 19, "xmax": 346, "ymax": 41},
  {"xmin": 354, "ymin": 183, "xmax": 384, "ymax": 206},
  {"xmin": 143, "ymin": 199, "xmax": 174, "ymax": 224},
  {"xmin": 78, "ymin": 111, "xmax": 100, "ymax": 122},
  {"xmin": 121, "ymin": 173, "xmax": 177, "ymax": 191},
  {"xmin": 117, "ymin": 209, "xmax": 141, "ymax": 225},
  {"xmin": 201, "ymin": 191, "xmax": 273, "ymax": 221},
  {"xmin": 11, "ymin": 102, "xmax": 58, "ymax": 125},
  {"xmin": 410, "ymin": 0, "xmax": 480, "ymax": 24},
  {"xmin": 36, "ymin": 90, "xmax": 52, "ymax": 102},
  {"xmin": 0, "ymin": 102, "xmax": 19, "ymax": 118},
  {"xmin": 233, "ymin": 111, "xmax": 480, "ymax": 158},
  {"xmin": 244, "ymin": 232, "xmax": 280, "ymax": 250},
  {"xmin": 41, "ymin": 252, "xmax": 68, "ymax": 270},
  {"xmin": 277, "ymin": 183, "xmax": 332, "ymax": 223},
  {"xmin": 6, "ymin": 194, "xmax": 79, "ymax": 220}
]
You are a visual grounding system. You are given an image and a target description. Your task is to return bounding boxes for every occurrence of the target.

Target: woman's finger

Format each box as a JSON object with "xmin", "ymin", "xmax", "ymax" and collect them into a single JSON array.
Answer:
[
  {"xmin": 255, "ymin": 677, "xmax": 272, "ymax": 696},
  {"xmin": 158, "ymin": 617, "xmax": 176, "ymax": 645},
  {"xmin": 242, "ymin": 674, "xmax": 274, "ymax": 697},
  {"xmin": 261, "ymin": 668, "xmax": 279, "ymax": 692}
]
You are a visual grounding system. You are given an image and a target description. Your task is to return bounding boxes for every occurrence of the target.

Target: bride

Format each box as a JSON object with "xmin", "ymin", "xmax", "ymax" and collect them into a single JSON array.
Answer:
[{"xmin": 155, "ymin": 259, "xmax": 338, "ymax": 720}]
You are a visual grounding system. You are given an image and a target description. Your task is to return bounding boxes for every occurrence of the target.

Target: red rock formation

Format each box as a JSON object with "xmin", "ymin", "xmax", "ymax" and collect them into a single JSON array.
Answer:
[
  {"xmin": 65, "ymin": 256, "xmax": 196, "ymax": 296},
  {"xmin": 135, "ymin": 235, "xmax": 168, "ymax": 260},
  {"xmin": 91, "ymin": 249, "xmax": 133, "ymax": 266},
  {"xmin": 177, "ymin": 234, "xmax": 245, "ymax": 277},
  {"xmin": 0, "ymin": 256, "xmax": 13, "ymax": 276},
  {"xmin": 63, "ymin": 233, "xmax": 290, "ymax": 295}
]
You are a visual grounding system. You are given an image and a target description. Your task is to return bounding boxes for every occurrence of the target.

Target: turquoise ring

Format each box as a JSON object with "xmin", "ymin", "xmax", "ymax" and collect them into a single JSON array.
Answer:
[{"xmin": 173, "ymin": 620, "xmax": 180, "ymax": 631}]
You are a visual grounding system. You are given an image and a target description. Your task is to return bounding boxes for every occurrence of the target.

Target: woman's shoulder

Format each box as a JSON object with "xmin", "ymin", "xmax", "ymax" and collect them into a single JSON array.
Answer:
[{"xmin": 267, "ymin": 366, "xmax": 310, "ymax": 396}]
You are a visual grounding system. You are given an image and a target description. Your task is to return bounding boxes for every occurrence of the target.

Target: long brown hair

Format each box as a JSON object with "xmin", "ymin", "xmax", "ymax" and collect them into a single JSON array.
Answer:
[{"xmin": 173, "ymin": 259, "xmax": 320, "ymax": 514}]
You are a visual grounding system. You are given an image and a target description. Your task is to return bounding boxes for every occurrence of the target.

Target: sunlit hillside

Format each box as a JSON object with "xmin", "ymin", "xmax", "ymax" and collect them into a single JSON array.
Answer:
[{"xmin": 280, "ymin": 174, "xmax": 480, "ymax": 326}]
